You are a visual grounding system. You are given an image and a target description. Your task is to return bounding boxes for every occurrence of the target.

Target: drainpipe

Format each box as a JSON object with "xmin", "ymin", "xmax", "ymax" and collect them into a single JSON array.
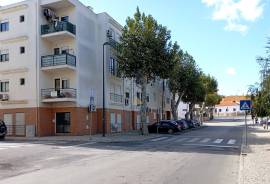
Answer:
[{"xmin": 35, "ymin": 0, "xmax": 40, "ymax": 137}]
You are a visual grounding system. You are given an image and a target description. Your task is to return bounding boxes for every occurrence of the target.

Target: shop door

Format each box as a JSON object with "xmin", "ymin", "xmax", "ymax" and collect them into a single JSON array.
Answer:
[{"xmin": 56, "ymin": 112, "xmax": 71, "ymax": 133}]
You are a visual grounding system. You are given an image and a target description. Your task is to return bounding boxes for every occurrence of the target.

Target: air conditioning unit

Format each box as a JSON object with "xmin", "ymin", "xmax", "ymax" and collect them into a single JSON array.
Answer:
[
  {"xmin": 106, "ymin": 29, "xmax": 112, "ymax": 38},
  {"xmin": 2, "ymin": 94, "xmax": 9, "ymax": 101},
  {"xmin": 88, "ymin": 105, "xmax": 96, "ymax": 112}
]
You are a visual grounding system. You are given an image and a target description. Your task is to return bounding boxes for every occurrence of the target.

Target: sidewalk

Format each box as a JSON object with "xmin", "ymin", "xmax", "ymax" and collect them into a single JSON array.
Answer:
[
  {"xmin": 5, "ymin": 131, "xmax": 161, "ymax": 143},
  {"xmin": 239, "ymin": 124, "xmax": 270, "ymax": 184}
]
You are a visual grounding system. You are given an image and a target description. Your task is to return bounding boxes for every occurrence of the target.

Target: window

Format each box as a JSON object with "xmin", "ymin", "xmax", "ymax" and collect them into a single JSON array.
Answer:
[
  {"xmin": 226, "ymin": 108, "xmax": 229, "ymax": 112},
  {"xmin": 146, "ymin": 95, "xmax": 150, "ymax": 102},
  {"xmin": 166, "ymin": 98, "xmax": 170, "ymax": 104},
  {"xmin": 109, "ymin": 58, "xmax": 118, "ymax": 76},
  {"xmin": 0, "ymin": 81, "xmax": 9, "ymax": 92},
  {"xmin": 125, "ymin": 92, "xmax": 130, "ymax": 106},
  {"xmin": 0, "ymin": 21, "xmax": 9, "ymax": 32},
  {"xmin": 20, "ymin": 46, "xmax": 25, "ymax": 54},
  {"xmin": 20, "ymin": 78, "xmax": 25, "ymax": 86},
  {"xmin": 20, "ymin": 15, "xmax": 25, "ymax": 23},
  {"xmin": 61, "ymin": 16, "xmax": 69, "ymax": 22},
  {"xmin": 62, "ymin": 79, "xmax": 69, "ymax": 89},
  {"xmin": 54, "ymin": 48, "xmax": 60, "ymax": 55},
  {"xmin": 0, "ymin": 50, "xmax": 9, "ymax": 62},
  {"xmin": 233, "ymin": 108, "xmax": 237, "ymax": 112},
  {"xmin": 219, "ymin": 109, "xmax": 222, "ymax": 112}
]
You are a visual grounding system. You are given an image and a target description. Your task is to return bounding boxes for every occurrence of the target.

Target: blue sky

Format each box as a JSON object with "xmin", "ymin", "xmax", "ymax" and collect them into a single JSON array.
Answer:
[{"xmin": 2, "ymin": 0, "xmax": 270, "ymax": 96}]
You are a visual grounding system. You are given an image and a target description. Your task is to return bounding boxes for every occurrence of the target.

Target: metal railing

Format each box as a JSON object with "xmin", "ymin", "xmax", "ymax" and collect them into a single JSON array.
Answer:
[
  {"xmin": 41, "ymin": 88, "xmax": 77, "ymax": 99},
  {"xmin": 41, "ymin": 53, "xmax": 76, "ymax": 68},
  {"xmin": 110, "ymin": 93, "xmax": 123, "ymax": 103},
  {"xmin": 41, "ymin": 21, "xmax": 76, "ymax": 35},
  {"xmin": 6, "ymin": 125, "xmax": 25, "ymax": 136}
]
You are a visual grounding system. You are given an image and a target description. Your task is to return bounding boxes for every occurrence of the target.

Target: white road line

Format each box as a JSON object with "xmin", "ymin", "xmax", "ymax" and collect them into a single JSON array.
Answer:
[
  {"xmin": 182, "ymin": 143, "xmax": 239, "ymax": 149},
  {"xmin": 187, "ymin": 138, "xmax": 200, "ymax": 143},
  {"xmin": 227, "ymin": 139, "xmax": 236, "ymax": 145},
  {"xmin": 200, "ymin": 138, "xmax": 211, "ymax": 143},
  {"xmin": 213, "ymin": 139, "xmax": 223, "ymax": 144},
  {"xmin": 0, "ymin": 148, "xmax": 6, "ymax": 150},
  {"xmin": 57, "ymin": 142, "xmax": 97, "ymax": 149},
  {"xmin": 174, "ymin": 137, "xmax": 189, "ymax": 143},
  {"xmin": 151, "ymin": 137, "xmax": 168, "ymax": 142}
]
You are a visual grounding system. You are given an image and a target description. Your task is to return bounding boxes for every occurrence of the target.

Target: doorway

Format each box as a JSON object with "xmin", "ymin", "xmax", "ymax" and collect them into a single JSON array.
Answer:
[{"xmin": 56, "ymin": 112, "xmax": 71, "ymax": 134}]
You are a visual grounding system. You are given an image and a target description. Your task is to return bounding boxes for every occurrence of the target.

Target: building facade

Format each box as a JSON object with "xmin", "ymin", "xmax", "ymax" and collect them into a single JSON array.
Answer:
[
  {"xmin": 0, "ymin": 0, "xmax": 172, "ymax": 137},
  {"xmin": 214, "ymin": 96, "xmax": 247, "ymax": 117}
]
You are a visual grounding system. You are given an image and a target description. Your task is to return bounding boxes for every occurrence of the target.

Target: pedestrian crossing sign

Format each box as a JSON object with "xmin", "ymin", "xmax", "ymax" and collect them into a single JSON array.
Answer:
[{"xmin": 240, "ymin": 100, "xmax": 251, "ymax": 111}]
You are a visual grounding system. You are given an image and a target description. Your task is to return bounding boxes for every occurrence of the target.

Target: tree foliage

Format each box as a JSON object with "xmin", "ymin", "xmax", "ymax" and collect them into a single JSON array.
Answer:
[{"xmin": 116, "ymin": 7, "xmax": 177, "ymax": 134}]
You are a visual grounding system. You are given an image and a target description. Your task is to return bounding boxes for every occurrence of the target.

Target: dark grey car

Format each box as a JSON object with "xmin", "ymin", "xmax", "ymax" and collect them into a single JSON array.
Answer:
[{"xmin": 0, "ymin": 120, "xmax": 7, "ymax": 140}]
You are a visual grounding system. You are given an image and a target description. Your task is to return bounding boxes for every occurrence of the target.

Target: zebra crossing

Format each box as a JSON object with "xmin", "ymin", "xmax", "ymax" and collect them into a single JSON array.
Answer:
[
  {"xmin": 150, "ymin": 136, "xmax": 238, "ymax": 147},
  {"xmin": 0, "ymin": 142, "xmax": 34, "ymax": 151}
]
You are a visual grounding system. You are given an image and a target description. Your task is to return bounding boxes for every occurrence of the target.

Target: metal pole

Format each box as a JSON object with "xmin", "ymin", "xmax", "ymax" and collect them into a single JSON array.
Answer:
[
  {"xmin": 102, "ymin": 44, "xmax": 106, "ymax": 137},
  {"xmin": 245, "ymin": 111, "xmax": 247, "ymax": 146}
]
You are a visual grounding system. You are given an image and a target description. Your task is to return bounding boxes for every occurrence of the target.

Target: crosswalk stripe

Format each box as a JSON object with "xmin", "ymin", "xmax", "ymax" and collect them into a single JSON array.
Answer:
[
  {"xmin": 187, "ymin": 138, "xmax": 200, "ymax": 143},
  {"xmin": 174, "ymin": 138, "xmax": 189, "ymax": 143},
  {"xmin": 200, "ymin": 138, "xmax": 211, "ymax": 143},
  {"xmin": 227, "ymin": 139, "xmax": 236, "ymax": 145},
  {"xmin": 151, "ymin": 137, "xmax": 168, "ymax": 142},
  {"xmin": 213, "ymin": 139, "xmax": 223, "ymax": 144}
]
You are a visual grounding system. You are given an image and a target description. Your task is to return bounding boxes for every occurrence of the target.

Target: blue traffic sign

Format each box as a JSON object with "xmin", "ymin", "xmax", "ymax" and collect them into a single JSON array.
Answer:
[{"xmin": 240, "ymin": 100, "xmax": 252, "ymax": 111}]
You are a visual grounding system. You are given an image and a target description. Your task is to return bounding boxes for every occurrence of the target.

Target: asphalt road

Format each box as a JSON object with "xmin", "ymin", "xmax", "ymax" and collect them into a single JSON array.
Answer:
[{"xmin": 0, "ymin": 118, "xmax": 245, "ymax": 184}]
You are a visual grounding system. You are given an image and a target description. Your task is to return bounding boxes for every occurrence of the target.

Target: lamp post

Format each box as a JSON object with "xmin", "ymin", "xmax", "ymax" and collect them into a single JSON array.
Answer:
[{"xmin": 102, "ymin": 37, "xmax": 116, "ymax": 137}]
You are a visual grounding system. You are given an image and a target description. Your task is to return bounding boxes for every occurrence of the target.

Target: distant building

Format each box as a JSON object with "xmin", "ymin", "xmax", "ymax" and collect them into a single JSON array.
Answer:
[{"xmin": 214, "ymin": 96, "xmax": 248, "ymax": 117}]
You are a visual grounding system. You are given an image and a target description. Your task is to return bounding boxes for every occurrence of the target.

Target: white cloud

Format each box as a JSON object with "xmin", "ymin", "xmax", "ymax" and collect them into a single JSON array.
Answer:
[
  {"xmin": 226, "ymin": 67, "xmax": 236, "ymax": 76},
  {"xmin": 202, "ymin": 0, "xmax": 264, "ymax": 33}
]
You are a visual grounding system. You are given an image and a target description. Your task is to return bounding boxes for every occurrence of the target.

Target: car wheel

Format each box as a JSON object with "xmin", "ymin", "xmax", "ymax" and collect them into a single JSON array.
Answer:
[{"xmin": 168, "ymin": 129, "xmax": 174, "ymax": 134}]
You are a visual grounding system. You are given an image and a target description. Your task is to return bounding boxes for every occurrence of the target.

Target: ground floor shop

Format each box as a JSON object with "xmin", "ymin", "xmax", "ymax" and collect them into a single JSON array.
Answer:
[{"xmin": 0, "ymin": 107, "xmax": 172, "ymax": 137}]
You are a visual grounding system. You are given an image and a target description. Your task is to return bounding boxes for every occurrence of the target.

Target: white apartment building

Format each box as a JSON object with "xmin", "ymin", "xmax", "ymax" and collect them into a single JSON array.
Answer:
[{"xmin": 0, "ymin": 0, "xmax": 172, "ymax": 137}]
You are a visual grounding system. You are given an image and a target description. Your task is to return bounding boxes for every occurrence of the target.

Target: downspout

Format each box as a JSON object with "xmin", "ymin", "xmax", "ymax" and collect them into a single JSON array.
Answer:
[{"xmin": 35, "ymin": 0, "xmax": 40, "ymax": 137}]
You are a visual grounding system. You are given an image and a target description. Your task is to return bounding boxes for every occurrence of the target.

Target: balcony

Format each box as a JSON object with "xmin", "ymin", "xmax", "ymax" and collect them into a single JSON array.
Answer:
[
  {"xmin": 41, "ymin": 88, "xmax": 77, "ymax": 103},
  {"xmin": 110, "ymin": 93, "xmax": 123, "ymax": 104},
  {"xmin": 41, "ymin": 53, "xmax": 76, "ymax": 71},
  {"xmin": 41, "ymin": 21, "xmax": 76, "ymax": 41}
]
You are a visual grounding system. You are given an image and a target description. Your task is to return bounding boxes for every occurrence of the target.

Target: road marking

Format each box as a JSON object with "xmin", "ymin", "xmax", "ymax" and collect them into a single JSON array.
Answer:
[
  {"xmin": 213, "ymin": 139, "xmax": 223, "ymax": 144},
  {"xmin": 227, "ymin": 139, "xmax": 236, "ymax": 145},
  {"xmin": 187, "ymin": 138, "xmax": 200, "ymax": 143},
  {"xmin": 150, "ymin": 137, "xmax": 168, "ymax": 142},
  {"xmin": 182, "ymin": 143, "xmax": 239, "ymax": 149},
  {"xmin": 174, "ymin": 137, "xmax": 189, "ymax": 143},
  {"xmin": 57, "ymin": 142, "xmax": 97, "ymax": 149},
  {"xmin": 200, "ymin": 138, "xmax": 211, "ymax": 143}
]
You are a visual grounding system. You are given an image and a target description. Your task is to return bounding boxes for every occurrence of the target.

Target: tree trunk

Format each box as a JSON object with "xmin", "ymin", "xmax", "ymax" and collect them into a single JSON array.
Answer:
[
  {"xmin": 141, "ymin": 78, "xmax": 149, "ymax": 135},
  {"xmin": 171, "ymin": 93, "xmax": 182, "ymax": 120},
  {"xmin": 189, "ymin": 103, "xmax": 194, "ymax": 120}
]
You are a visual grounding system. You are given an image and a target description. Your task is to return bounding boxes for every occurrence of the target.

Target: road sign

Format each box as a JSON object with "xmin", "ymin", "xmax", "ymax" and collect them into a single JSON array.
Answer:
[{"xmin": 240, "ymin": 100, "xmax": 251, "ymax": 111}]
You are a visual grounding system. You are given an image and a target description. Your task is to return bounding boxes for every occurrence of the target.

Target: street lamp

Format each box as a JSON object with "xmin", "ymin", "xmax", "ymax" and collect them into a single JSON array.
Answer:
[{"xmin": 102, "ymin": 37, "xmax": 116, "ymax": 137}]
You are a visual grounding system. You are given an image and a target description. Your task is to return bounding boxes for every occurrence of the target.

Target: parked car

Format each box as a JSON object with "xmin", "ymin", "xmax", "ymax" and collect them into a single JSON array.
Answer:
[
  {"xmin": 183, "ymin": 119, "xmax": 195, "ymax": 129},
  {"xmin": 148, "ymin": 120, "xmax": 181, "ymax": 134},
  {"xmin": 0, "ymin": 120, "xmax": 7, "ymax": 140},
  {"xmin": 175, "ymin": 120, "xmax": 189, "ymax": 130},
  {"xmin": 191, "ymin": 119, "xmax": 201, "ymax": 127}
]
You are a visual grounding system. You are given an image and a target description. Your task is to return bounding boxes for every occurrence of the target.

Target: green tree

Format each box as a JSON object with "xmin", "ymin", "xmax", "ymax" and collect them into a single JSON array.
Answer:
[
  {"xmin": 168, "ymin": 51, "xmax": 201, "ymax": 120},
  {"xmin": 116, "ymin": 7, "xmax": 177, "ymax": 134},
  {"xmin": 200, "ymin": 74, "xmax": 221, "ymax": 119}
]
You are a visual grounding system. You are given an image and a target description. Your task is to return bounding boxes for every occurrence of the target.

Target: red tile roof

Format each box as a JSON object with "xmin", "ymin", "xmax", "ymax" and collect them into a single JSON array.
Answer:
[{"xmin": 216, "ymin": 96, "xmax": 249, "ymax": 107}]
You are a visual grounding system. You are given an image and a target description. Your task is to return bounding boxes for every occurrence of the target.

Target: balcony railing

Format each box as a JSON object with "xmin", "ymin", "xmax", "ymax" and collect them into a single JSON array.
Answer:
[
  {"xmin": 41, "ymin": 88, "xmax": 77, "ymax": 100},
  {"xmin": 110, "ymin": 93, "xmax": 123, "ymax": 103},
  {"xmin": 41, "ymin": 21, "xmax": 76, "ymax": 35},
  {"xmin": 41, "ymin": 53, "xmax": 76, "ymax": 68}
]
